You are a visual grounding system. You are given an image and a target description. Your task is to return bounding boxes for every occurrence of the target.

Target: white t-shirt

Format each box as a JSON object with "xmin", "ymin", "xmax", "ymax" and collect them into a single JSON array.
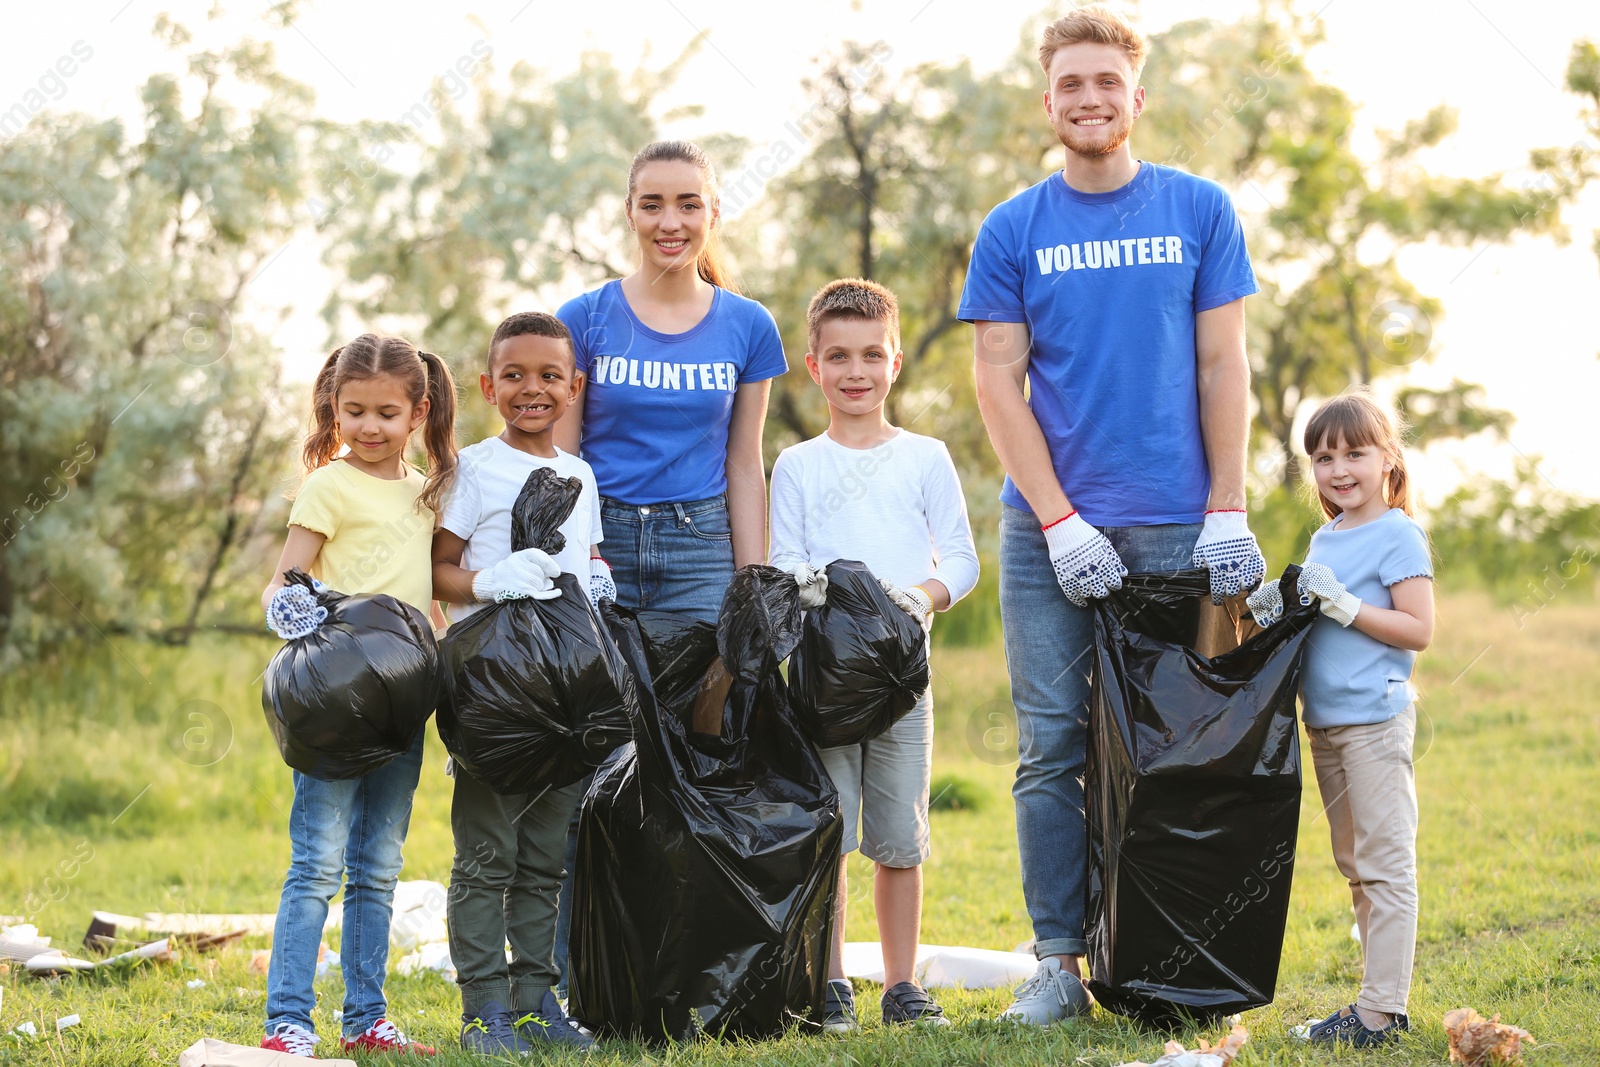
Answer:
[
  {"xmin": 438, "ymin": 437, "xmax": 604, "ymax": 620},
  {"xmin": 768, "ymin": 429, "xmax": 980, "ymax": 606}
]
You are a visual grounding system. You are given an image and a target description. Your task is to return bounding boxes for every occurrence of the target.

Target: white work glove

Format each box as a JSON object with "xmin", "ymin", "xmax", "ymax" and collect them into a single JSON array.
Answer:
[
  {"xmin": 1297, "ymin": 562, "xmax": 1362, "ymax": 627},
  {"xmin": 266, "ymin": 585, "xmax": 327, "ymax": 640},
  {"xmin": 793, "ymin": 563, "xmax": 829, "ymax": 609},
  {"xmin": 1043, "ymin": 512, "xmax": 1126, "ymax": 607},
  {"xmin": 589, "ymin": 557, "xmax": 617, "ymax": 608},
  {"xmin": 1245, "ymin": 582, "xmax": 1283, "ymax": 628},
  {"xmin": 879, "ymin": 578, "xmax": 934, "ymax": 631},
  {"xmin": 1191, "ymin": 509, "xmax": 1267, "ymax": 604},
  {"xmin": 471, "ymin": 548, "xmax": 561, "ymax": 603}
]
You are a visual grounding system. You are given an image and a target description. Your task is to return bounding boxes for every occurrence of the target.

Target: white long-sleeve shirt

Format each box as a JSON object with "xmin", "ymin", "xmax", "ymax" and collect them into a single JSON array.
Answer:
[{"xmin": 768, "ymin": 429, "xmax": 980, "ymax": 607}]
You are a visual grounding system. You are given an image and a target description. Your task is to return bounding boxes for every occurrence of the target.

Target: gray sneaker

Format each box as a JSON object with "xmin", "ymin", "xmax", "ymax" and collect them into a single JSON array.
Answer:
[{"xmin": 998, "ymin": 958, "xmax": 1093, "ymax": 1025}]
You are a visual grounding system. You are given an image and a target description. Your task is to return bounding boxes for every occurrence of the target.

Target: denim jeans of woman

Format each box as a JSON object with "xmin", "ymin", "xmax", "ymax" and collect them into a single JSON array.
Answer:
[
  {"xmin": 553, "ymin": 493, "xmax": 736, "ymax": 994},
  {"xmin": 999, "ymin": 505, "xmax": 1200, "ymax": 959},
  {"xmin": 265, "ymin": 729, "xmax": 425, "ymax": 1037}
]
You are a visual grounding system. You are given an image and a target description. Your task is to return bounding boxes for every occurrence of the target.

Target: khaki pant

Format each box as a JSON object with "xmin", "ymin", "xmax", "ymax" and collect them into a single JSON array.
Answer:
[{"xmin": 1308, "ymin": 705, "xmax": 1419, "ymax": 1016}]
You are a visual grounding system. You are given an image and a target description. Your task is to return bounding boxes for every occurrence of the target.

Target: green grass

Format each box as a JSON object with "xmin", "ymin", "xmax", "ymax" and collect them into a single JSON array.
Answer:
[{"xmin": 2, "ymin": 589, "xmax": 1598, "ymax": 1064}]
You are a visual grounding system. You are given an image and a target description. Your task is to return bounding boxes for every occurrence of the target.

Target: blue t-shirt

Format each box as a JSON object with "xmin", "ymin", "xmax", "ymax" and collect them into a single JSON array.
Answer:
[
  {"xmin": 958, "ymin": 163, "xmax": 1259, "ymax": 525},
  {"xmin": 557, "ymin": 281, "xmax": 787, "ymax": 505},
  {"xmin": 1300, "ymin": 509, "xmax": 1434, "ymax": 729}
]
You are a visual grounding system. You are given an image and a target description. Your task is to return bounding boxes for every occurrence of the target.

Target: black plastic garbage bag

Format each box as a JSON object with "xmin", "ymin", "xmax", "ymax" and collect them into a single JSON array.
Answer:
[
  {"xmin": 261, "ymin": 568, "xmax": 439, "ymax": 780},
  {"xmin": 436, "ymin": 466, "xmax": 637, "ymax": 793},
  {"xmin": 571, "ymin": 566, "xmax": 843, "ymax": 1043},
  {"xmin": 1086, "ymin": 566, "xmax": 1315, "ymax": 1026},
  {"xmin": 788, "ymin": 559, "xmax": 931, "ymax": 749}
]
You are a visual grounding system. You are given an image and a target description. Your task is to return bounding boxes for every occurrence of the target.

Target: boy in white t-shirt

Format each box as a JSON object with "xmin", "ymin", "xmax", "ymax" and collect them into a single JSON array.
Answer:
[
  {"xmin": 430, "ymin": 312, "xmax": 610, "ymax": 1055},
  {"xmin": 769, "ymin": 279, "xmax": 980, "ymax": 1031}
]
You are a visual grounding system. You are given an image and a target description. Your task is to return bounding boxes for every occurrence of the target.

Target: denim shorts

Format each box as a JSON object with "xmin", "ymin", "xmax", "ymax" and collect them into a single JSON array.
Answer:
[{"xmin": 598, "ymin": 493, "xmax": 734, "ymax": 625}]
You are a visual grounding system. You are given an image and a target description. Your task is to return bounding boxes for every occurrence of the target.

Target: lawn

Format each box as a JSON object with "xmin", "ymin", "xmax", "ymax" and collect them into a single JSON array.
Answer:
[{"xmin": 1, "ymin": 589, "xmax": 1597, "ymax": 1065}]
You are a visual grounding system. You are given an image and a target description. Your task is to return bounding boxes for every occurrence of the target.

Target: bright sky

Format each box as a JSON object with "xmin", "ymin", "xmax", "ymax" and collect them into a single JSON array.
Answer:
[{"xmin": 8, "ymin": 0, "xmax": 1598, "ymax": 505}]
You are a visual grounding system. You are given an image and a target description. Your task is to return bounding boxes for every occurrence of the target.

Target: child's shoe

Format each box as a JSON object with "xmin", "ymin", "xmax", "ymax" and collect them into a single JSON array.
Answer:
[
  {"xmin": 515, "ymin": 990, "xmax": 597, "ymax": 1051},
  {"xmin": 1306, "ymin": 1004, "xmax": 1409, "ymax": 1047},
  {"xmin": 821, "ymin": 979, "xmax": 858, "ymax": 1034},
  {"xmin": 459, "ymin": 1002, "xmax": 529, "ymax": 1055},
  {"xmin": 342, "ymin": 1018, "xmax": 436, "ymax": 1055},
  {"xmin": 262, "ymin": 1022, "xmax": 320, "ymax": 1057},
  {"xmin": 881, "ymin": 981, "xmax": 950, "ymax": 1026}
]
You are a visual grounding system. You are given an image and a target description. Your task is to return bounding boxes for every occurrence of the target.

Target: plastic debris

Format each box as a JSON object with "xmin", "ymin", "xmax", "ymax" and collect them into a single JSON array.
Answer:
[
  {"xmin": 1115, "ymin": 1025, "xmax": 1249, "ymax": 1067},
  {"xmin": 840, "ymin": 941, "xmax": 1036, "ymax": 990},
  {"xmin": 11, "ymin": 1022, "xmax": 37, "ymax": 1038},
  {"xmin": 187, "ymin": 979, "xmax": 207, "ymax": 989},
  {"xmin": 1444, "ymin": 1008, "xmax": 1536, "ymax": 1065},
  {"xmin": 395, "ymin": 941, "xmax": 455, "ymax": 981},
  {"xmin": 55, "ymin": 1014, "xmax": 80, "ymax": 1033}
]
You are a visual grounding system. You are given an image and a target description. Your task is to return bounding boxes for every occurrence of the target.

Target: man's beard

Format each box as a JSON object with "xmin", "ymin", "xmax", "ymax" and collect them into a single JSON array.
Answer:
[{"xmin": 1057, "ymin": 113, "xmax": 1133, "ymax": 157}]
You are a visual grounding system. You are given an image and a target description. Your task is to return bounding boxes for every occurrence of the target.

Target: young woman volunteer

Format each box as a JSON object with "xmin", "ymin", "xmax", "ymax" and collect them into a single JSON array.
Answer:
[
  {"xmin": 552, "ymin": 140, "xmax": 787, "ymax": 991},
  {"xmin": 555, "ymin": 139, "xmax": 787, "ymax": 624}
]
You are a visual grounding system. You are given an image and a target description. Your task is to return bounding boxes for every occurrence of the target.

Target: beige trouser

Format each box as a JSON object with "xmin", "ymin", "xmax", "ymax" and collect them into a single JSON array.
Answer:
[{"xmin": 1308, "ymin": 704, "xmax": 1419, "ymax": 1016}]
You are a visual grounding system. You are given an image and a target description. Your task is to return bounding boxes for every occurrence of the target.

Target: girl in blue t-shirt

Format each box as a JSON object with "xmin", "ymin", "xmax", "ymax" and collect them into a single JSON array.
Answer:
[
  {"xmin": 555, "ymin": 139, "xmax": 787, "ymax": 624},
  {"xmin": 1248, "ymin": 391, "xmax": 1434, "ymax": 1049}
]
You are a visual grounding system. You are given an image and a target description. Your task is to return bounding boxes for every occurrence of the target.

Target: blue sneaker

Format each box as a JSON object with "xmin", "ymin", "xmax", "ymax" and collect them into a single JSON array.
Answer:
[
  {"xmin": 1307, "ymin": 1004, "xmax": 1410, "ymax": 1047},
  {"xmin": 515, "ymin": 990, "xmax": 596, "ymax": 1051},
  {"xmin": 460, "ymin": 1001, "xmax": 529, "ymax": 1055}
]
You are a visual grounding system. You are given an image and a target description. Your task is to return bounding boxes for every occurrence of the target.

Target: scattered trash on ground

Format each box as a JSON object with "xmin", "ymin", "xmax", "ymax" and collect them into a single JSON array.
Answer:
[
  {"xmin": 840, "ymin": 941, "xmax": 1036, "ymax": 989},
  {"xmin": 1444, "ymin": 1008, "xmax": 1535, "ymax": 1065},
  {"xmin": 1114, "ymin": 1025, "xmax": 1249, "ymax": 1067},
  {"xmin": 395, "ymin": 940, "xmax": 455, "ymax": 981},
  {"xmin": 187, "ymin": 979, "xmax": 207, "ymax": 989},
  {"xmin": 54, "ymin": 1014, "xmax": 80, "ymax": 1033},
  {"xmin": 10, "ymin": 1022, "xmax": 37, "ymax": 1038},
  {"xmin": 179, "ymin": 1036, "xmax": 358, "ymax": 1066},
  {"xmin": 248, "ymin": 950, "xmax": 270, "ymax": 975}
]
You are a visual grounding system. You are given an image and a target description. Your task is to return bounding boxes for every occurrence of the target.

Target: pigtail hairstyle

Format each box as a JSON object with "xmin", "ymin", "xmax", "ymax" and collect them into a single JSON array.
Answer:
[
  {"xmin": 626, "ymin": 139, "xmax": 741, "ymax": 294},
  {"xmin": 1303, "ymin": 389, "xmax": 1414, "ymax": 522},
  {"xmin": 299, "ymin": 333, "xmax": 460, "ymax": 515},
  {"xmin": 415, "ymin": 349, "xmax": 459, "ymax": 515}
]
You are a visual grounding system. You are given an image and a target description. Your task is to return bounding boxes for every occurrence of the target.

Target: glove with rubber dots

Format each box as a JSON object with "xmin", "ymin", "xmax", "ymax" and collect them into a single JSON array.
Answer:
[
  {"xmin": 1043, "ymin": 512, "xmax": 1127, "ymax": 607},
  {"xmin": 1245, "ymin": 582, "xmax": 1284, "ymax": 628},
  {"xmin": 266, "ymin": 584, "xmax": 328, "ymax": 640},
  {"xmin": 1190, "ymin": 508, "xmax": 1267, "ymax": 604},
  {"xmin": 878, "ymin": 578, "xmax": 934, "ymax": 631},
  {"xmin": 588, "ymin": 557, "xmax": 617, "ymax": 609},
  {"xmin": 471, "ymin": 548, "xmax": 562, "ymax": 603},
  {"xmin": 1297, "ymin": 562, "xmax": 1362, "ymax": 626},
  {"xmin": 793, "ymin": 562, "xmax": 829, "ymax": 609}
]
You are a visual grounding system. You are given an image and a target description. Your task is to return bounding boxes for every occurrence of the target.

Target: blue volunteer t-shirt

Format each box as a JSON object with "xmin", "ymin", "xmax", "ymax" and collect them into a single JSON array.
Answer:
[
  {"xmin": 557, "ymin": 281, "xmax": 787, "ymax": 505},
  {"xmin": 958, "ymin": 163, "xmax": 1259, "ymax": 526},
  {"xmin": 1300, "ymin": 508, "xmax": 1435, "ymax": 729}
]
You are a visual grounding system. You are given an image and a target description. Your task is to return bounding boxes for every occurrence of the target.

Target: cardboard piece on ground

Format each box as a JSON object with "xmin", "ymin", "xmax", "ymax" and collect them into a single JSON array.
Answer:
[
  {"xmin": 86, "ymin": 913, "xmax": 246, "ymax": 955},
  {"xmin": 840, "ymin": 941, "xmax": 1037, "ymax": 990},
  {"xmin": 178, "ymin": 1037, "xmax": 357, "ymax": 1067},
  {"xmin": 141, "ymin": 914, "xmax": 277, "ymax": 937}
]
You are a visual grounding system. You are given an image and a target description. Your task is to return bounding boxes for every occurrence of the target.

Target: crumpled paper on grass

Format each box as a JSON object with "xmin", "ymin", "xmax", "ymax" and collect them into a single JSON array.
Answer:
[
  {"xmin": 1116, "ymin": 1025, "xmax": 1248, "ymax": 1067},
  {"xmin": 1444, "ymin": 1008, "xmax": 1535, "ymax": 1065}
]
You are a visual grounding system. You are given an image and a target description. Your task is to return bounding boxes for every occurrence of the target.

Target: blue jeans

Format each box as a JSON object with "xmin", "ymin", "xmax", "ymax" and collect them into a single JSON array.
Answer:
[
  {"xmin": 999, "ymin": 504, "xmax": 1200, "ymax": 959},
  {"xmin": 553, "ymin": 493, "xmax": 737, "ymax": 994},
  {"xmin": 265, "ymin": 729, "xmax": 425, "ymax": 1037}
]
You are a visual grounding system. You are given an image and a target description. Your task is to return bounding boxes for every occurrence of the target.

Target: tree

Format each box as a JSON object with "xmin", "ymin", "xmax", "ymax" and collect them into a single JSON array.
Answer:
[{"xmin": 0, "ymin": 14, "xmax": 331, "ymax": 656}]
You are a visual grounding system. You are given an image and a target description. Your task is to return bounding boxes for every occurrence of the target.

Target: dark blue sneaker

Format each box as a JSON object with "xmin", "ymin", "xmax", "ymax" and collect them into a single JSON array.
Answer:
[
  {"xmin": 1307, "ymin": 1004, "xmax": 1410, "ymax": 1047},
  {"xmin": 821, "ymin": 979, "xmax": 858, "ymax": 1034},
  {"xmin": 515, "ymin": 990, "xmax": 596, "ymax": 1051},
  {"xmin": 460, "ymin": 1001, "xmax": 529, "ymax": 1055}
]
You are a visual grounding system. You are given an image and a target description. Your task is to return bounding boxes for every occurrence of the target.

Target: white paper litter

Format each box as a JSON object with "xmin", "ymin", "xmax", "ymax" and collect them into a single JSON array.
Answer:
[
  {"xmin": 395, "ymin": 940, "xmax": 456, "ymax": 981},
  {"xmin": 55, "ymin": 1014, "xmax": 80, "ymax": 1033},
  {"xmin": 187, "ymin": 979, "xmax": 207, "ymax": 989},
  {"xmin": 840, "ymin": 942, "xmax": 1038, "ymax": 989},
  {"xmin": 11, "ymin": 1022, "xmax": 37, "ymax": 1038}
]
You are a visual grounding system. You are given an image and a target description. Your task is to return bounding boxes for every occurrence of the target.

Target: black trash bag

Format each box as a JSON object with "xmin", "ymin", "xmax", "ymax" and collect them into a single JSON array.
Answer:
[
  {"xmin": 261, "ymin": 568, "xmax": 439, "ymax": 780},
  {"xmin": 1086, "ymin": 566, "xmax": 1316, "ymax": 1026},
  {"xmin": 436, "ymin": 466, "xmax": 637, "ymax": 793},
  {"xmin": 571, "ymin": 566, "xmax": 843, "ymax": 1043},
  {"xmin": 788, "ymin": 559, "xmax": 931, "ymax": 749}
]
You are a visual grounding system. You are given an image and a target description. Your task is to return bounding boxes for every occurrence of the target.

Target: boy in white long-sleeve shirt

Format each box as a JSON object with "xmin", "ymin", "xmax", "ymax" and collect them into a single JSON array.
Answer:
[{"xmin": 769, "ymin": 278, "xmax": 980, "ymax": 1032}]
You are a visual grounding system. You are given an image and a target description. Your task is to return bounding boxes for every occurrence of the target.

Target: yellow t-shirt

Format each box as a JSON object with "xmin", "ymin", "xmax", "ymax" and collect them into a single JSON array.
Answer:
[{"xmin": 287, "ymin": 461, "xmax": 436, "ymax": 616}]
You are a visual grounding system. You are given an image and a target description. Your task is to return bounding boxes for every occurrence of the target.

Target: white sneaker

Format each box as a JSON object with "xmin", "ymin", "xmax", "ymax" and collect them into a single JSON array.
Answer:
[{"xmin": 998, "ymin": 957, "xmax": 1093, "ymax": 1025}]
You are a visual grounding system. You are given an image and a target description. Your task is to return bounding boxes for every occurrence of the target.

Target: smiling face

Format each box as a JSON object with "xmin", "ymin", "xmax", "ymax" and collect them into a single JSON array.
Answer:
[
  {"xmin": 482, "ymin": 334, "xmax": 580, "ymax": 447},
  {"xmin": 1043, "ymin": 41, "xmax": 1144, "ymax": 158},
  {"xmin": 335, "ymin": 373, "xmax": 427, "ymax": 472},
  {"xmin": 1310, "ymin": 431, "xmax": 1396, "ymax": 523},
  {"xmin": 805, "ymin": 316, "xmax": 902, "ymax": 419},
  {"xmin": 626, "ymin": 160, "xmax": 716, "ymax": 276}
]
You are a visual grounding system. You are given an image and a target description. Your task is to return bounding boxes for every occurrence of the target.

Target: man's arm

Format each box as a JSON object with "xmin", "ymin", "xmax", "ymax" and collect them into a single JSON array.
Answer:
[
  {"xmin": 1195, "ymin": 298, "xmax": 1250, "ymax": 511},
  {"xmin": 972, "ymin": 320, "xmax": 1072, "ymax": 525}
]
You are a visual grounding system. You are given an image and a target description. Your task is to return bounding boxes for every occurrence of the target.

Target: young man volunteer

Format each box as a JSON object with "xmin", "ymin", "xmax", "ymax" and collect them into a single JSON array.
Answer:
[{"xmin": 960, "ymin": 5, "xmax": 1266, "ymax": 1024}]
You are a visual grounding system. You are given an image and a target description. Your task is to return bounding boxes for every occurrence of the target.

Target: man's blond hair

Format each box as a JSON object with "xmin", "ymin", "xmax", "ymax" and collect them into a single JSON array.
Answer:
[{"xmin": 1037, "ymin": 5, "xmax": 1148, "ymax": 81}]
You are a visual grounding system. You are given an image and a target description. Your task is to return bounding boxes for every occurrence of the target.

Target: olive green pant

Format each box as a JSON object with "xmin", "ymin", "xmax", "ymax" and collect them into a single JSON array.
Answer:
[{"xmin": 446, "ymin": 769, "xmax": 583, "ymax": 1016}]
